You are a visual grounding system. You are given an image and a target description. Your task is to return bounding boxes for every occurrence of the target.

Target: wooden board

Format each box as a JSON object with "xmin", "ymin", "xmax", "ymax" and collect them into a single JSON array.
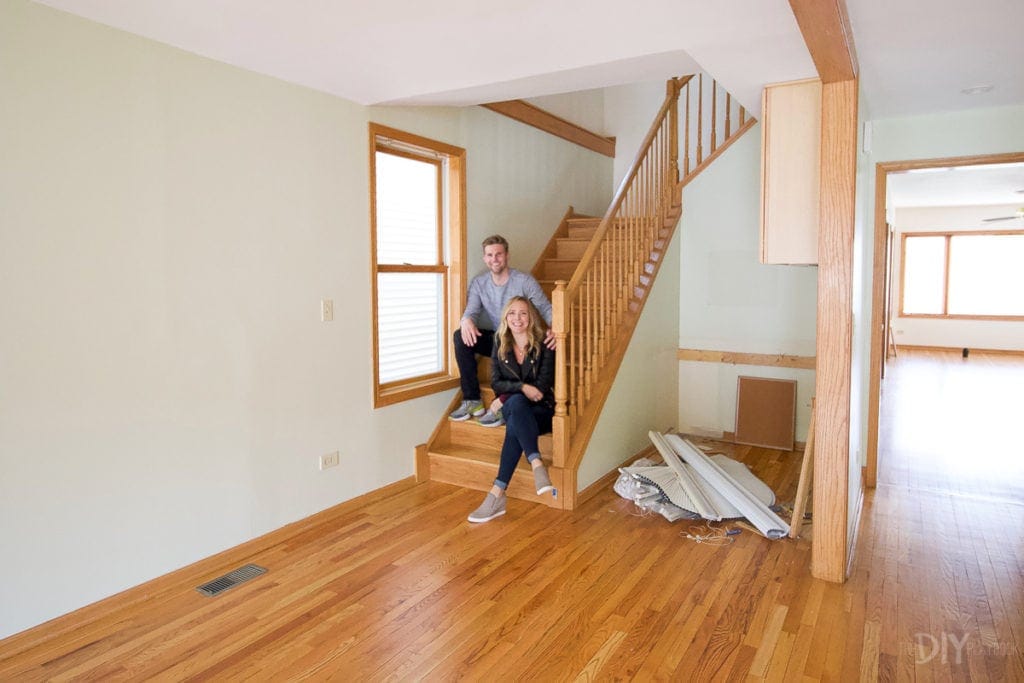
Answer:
[{"xmin": 734, "ymin": 376, "xmax": 797, "ymax": 450}]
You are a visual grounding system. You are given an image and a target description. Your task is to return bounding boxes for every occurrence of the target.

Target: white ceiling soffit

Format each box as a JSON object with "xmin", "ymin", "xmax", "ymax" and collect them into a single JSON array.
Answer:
[
  {"xmin": 888, "ymin": 163, "xmax": 1024, "ymax": 208},
  {"xmin": 378, "ymin": 50, "xmax": 703, "ymax": 107},
  {"xmin": 33, "ymin": 0, "xmax": 815, "ymax": 112},
  {"xmin": 846, "ymin": 0, "xmax": 1024, "ymax": 118}
]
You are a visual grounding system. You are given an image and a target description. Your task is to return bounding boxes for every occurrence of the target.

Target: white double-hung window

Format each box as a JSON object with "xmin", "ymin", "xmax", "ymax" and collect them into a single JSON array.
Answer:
[{"xmin": 370, "ymin": 124, "xmax": 465, "ymax": 406}]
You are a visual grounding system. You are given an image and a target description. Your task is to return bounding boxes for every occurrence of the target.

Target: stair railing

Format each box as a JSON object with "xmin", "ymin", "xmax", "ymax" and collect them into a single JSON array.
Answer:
[{"xmin": 550, "ymin": 74, "xmax": 755, "ymax": 478}]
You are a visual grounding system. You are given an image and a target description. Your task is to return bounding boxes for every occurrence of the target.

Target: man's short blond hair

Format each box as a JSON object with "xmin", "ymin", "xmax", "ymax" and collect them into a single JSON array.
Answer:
[{"xmin": 481, "ymin": 235, "xmax": 509, "ymax": 252}]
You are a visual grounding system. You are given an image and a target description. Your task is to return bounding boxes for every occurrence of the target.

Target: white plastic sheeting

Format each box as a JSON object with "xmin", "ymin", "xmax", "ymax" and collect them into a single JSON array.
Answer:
[{"xmin": 637, "ymin": 431, "xmax": 790, "ymax": 540}]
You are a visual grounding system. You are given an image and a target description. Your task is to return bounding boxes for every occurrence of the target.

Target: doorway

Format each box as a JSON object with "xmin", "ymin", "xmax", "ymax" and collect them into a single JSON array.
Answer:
[{"xmin": 866, "ymin": 151, "xmax": 1024, "ymax": 486}]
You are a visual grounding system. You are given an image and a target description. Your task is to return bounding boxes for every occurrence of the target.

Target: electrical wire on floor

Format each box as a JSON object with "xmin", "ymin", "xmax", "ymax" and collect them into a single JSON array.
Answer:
[{"xmin": 681, "ymin": 523, "xmax": 740, "ymax": 546}]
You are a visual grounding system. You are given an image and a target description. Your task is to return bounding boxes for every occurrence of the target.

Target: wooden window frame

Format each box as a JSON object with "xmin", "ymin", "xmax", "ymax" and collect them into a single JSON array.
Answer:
[
  {"xmin": 898, "ymin": 228, "xmax": 1024, "ymax": 321},
  {"xmin": 369, "ymin": 123, "xmax": 466, "ymax": 407}
]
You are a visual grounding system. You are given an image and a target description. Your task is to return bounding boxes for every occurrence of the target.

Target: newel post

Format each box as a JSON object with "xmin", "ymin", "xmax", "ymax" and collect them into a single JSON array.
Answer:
[{"xmin": 552, "ymin": 280, "xmax": 569, "ymax": 469}]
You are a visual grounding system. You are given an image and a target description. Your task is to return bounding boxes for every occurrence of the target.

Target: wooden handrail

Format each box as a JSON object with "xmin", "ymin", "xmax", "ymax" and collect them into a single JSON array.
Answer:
[
  {"xmin": 550, "ymin": 73, "xmax": 758, "ymax": 491},
  {"xmin": 563, "ymin": 76, "xmax": 690, "ymax": 295}
]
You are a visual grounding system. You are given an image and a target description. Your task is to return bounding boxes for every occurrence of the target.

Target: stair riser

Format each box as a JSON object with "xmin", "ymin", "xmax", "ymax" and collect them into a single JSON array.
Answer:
[
  {"xmin": 555, "ymin": 240, "xmax": 589, "ymax": 259},
  {"xmin": 557, "ymin": 240, "xmax": 655, "ymax": 260},
  {"xmin": 448, "ymin": 419, "xmax": 553, "ymax": 455},
  {"xmin": 429, "ymin": 453, "xmax": 565, "ymax": 509},
  {"xmin": 544, "ymin": 261, "xmax": 577, "ymax": 280}
]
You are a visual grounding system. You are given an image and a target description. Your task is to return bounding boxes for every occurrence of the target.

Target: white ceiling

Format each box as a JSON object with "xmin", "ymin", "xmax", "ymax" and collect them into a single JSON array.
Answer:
[
  {"xmin": 32, "ymin": 0, "xmax": 1024, "ymax": 207},
  {"xmin": 34, "ymin": 0, "xmax": 1023, "ymax": 118},
  {"xmin": 888, "ymin": 163, "xmax": 1024, "ymax": 209}
]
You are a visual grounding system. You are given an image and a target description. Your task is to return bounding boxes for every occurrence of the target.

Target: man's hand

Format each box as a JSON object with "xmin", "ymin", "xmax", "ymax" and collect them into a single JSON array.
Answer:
[
  {"xmin": 544, "ymin": 328, "xmax": 557, "ymax": 350},
  {"xmin": 460, "ymin": 318, "xmax": 480, "ymax": 347}
]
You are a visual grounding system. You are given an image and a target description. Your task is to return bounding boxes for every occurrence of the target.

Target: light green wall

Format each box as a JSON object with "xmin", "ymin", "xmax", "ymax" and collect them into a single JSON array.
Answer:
[
  {"xmin": 676, "ymin": 127, "xmax": 818, "ymax": 441},
  {"xmin": 0, "ymin": 0, "xmax": 611, "ymax": 638},
  {"xmin": 870, "ymin": 104, "xmax": 1024, "ymax": 162}
]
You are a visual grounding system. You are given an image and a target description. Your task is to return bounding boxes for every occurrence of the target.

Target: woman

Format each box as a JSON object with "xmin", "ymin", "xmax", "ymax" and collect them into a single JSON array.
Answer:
[{"xmin": 467, "ymin": 296, "xmax": 556, "ymax": 523}]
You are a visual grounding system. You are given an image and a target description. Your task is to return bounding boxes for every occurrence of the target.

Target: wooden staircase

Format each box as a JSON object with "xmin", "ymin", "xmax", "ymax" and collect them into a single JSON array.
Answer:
[
  {"xmin": 418, "ymin": 74, "xmax": 755, "ymax": 510},
  {"xmin": 420, "ymin": 357, "xmax": 565, "ymax": 508},
  {"xmin": 419, "ymin": 213, "xmax": 602, "ymax": 510}
]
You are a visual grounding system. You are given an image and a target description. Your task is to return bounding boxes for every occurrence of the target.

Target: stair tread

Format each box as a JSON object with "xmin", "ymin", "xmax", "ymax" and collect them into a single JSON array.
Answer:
[{"xmin": 430, "ymin": 442, "xmax": 553, "ymax": 467}]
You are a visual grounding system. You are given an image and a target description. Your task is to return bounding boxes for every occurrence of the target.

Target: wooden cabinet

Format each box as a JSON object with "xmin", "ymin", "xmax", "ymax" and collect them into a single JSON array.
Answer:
[{"xmin": 760, "ymin": 78, "xmax": 822, "ymax": 265}]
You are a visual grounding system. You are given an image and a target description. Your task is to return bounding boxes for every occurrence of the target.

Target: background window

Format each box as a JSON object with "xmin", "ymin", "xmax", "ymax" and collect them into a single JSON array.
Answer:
[
  {"xmin": 370, "ymin": 124, "xmax": 465, "ymax": 406},
  {"xmin": 900, "ymin": 231, "xmax": 1024, "ymax": 318}
]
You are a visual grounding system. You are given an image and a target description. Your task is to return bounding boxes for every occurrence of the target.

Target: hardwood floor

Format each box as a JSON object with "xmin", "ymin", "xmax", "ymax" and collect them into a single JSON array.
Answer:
[{"xmin": 1, "ymin": 348, "xmax": 1021, "ymax": 680}]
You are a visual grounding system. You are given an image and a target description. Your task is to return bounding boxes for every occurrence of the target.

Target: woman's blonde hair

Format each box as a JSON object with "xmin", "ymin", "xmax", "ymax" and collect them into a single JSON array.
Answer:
[{"xmin": 496, "ymin": 296, "xmax": 548, "ymax": 360}]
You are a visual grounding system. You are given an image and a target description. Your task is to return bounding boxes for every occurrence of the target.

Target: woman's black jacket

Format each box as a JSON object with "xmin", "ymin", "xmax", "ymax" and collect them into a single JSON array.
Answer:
[{"xmin": 490, "ymin": 342, "xmax": 556, "ymax": 408}]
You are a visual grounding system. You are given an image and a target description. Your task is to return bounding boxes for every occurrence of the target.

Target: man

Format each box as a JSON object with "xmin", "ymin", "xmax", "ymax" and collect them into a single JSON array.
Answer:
[{"xmin": 449, "ymin": 235, "xmax": 556, "ymax": 421}]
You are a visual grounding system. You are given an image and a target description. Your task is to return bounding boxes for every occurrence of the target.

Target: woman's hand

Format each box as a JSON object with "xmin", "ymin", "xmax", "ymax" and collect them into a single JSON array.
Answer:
[{"xmin": 521, "ymin": 383, "xmax": 543, "ymax": 402}]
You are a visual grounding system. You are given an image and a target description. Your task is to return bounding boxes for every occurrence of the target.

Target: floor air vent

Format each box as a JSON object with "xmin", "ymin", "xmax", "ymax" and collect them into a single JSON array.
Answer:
[{"xmin": 196, "ymin": 564, "xmax": 267, "ymax": 597}]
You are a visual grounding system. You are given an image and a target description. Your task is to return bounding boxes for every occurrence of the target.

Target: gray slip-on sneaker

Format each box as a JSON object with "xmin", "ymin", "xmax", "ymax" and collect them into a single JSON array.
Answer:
[{"xmin": 468, "ymin": 493, "xmax": 507, "ymax": 523}]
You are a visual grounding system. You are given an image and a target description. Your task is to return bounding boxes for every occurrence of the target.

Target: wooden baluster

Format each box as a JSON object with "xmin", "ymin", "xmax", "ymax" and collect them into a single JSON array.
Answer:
[
  {"xmin": 597, "ymin": 241, "xmax": 605, "ymax": 361},
  {"xmin": 662, "ymin": 124, "xmax": 670, "ymax": 217},
  {"xmin": 711, "ymin": 79, "xmax": 718, "ymax": 155},
  {"xmin": 585, "ymin": 273, "xmax": 592, "ymax": 401},
  {"xmin": 697, "ymin": 73, "xmax": 704, "ymax": 166},
  {"xmin": 552, "ymin": 281, "xmax": 568, "ymax": 467},
  {"xmin": 684, "ymin": 80, "xmax": 691, "ymax": 178},
  {"xmin": 569, "ymin": 301, "xmax": 577, "ymax": 419},
  {"xmin": 603, "ymin": 237, "xmax": 610, "ymax": 348},
  {"xmin": 615, "ymin": 205, "xmax": 622, "ymax": 317},
  {"xmin": 725, "ymin": 92, "xmax": 732, "ymax": 139},
  {"xmin": 668, "ymin": 78, "xmax": 679, "ymax": 187}
]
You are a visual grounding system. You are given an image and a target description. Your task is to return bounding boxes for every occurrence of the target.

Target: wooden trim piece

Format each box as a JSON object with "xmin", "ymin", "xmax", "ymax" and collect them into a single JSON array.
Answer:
[
  {"xmin": 789, "ymin": 400, "xmax": 815, "ymax": 538},
  {"xmin": 415, "ymin": 443, "xmax": 429, "ymax": 483},
  {"xmin": 874, "ymin": 151, "xmax": 1024, "ymax": 173},
  {"xmin": 375, "ymin": 378, "xmax": 460, "ymax": 408},
  {"xmin": 846, "ymin": 474, "xmax": 865, "ymax": 577},
  {"xmin": 866, "ymin": 165, "xmax": 887, "ymax": 489},
  {"xmin": 677, "ymin": 348, "xmax": 816, "ymax": 370},
  {"xmin": 894, "ymin": 344, "xmax": 1024, "ymax": 356},
  {"xmin": 899, "ymin": 313, "xmax": 1024, "ymax": 322},
  {"xmin": 0, "ymin": 477, "xmax": 420, "ymax": 655},
  {"xmin": 812, "ymin": 79, "xmax": 858, "ymax": 584},
  {"xmin": 722, "ymin": 430, "xmax": 806, "ymax": 451},
  {"xmin": 788, "ymin": 0, "xmax": 858, "ymax": 83},
  {"xmin": 482, "ymin": 100, "xmax": 616, "ymax": 158}
]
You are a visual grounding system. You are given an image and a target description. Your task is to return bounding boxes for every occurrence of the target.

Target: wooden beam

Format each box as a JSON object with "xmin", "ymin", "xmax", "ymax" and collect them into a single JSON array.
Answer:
[
  {"xmin": 788, "ymin": 0, "xmax": 858, "ymax": 82},
  {"xmin": 482, "ymin": 100, "xmax": 616, "ymax": 157},
  {"xmin": 677, "ymin": 348, "xmax": 815, "ymax": 370},
  {"xmin": 812, "ymin": 78, "xmax": 858, "ymax": 583}
]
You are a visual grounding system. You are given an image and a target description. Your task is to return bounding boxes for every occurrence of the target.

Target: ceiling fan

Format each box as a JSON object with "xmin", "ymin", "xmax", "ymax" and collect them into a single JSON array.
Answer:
[{"xmin": 983, "ymin": 207, "xmax": 1024, "ymax": 223}]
